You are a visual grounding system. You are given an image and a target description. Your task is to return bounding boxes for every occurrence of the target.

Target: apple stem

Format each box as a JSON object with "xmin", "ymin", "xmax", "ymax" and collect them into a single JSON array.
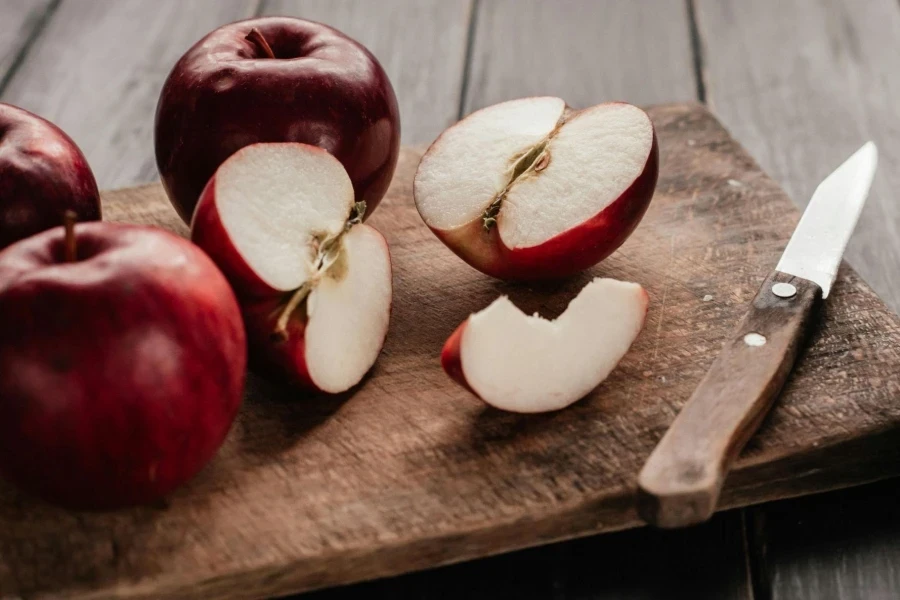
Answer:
[
  {"xmin": 63, "ymin": 210, "xmax": 77, "ymax": 262},
  {"xmin": 273, "ymin": 282, "xmax": 311, "ymax": 340},
  {"xmin": 246, "ymin": 28, "xmax": 276, "ymax": 59},
  {"xmin": 348, "ymin": 201, "xmax": 366, "ymax": 227}
]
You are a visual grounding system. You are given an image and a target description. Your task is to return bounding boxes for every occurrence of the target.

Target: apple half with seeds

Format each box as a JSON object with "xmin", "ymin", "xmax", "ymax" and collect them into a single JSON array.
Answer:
[
  {"xmin": 442, "ymin": 278, "xmax": 649, "ymax": 413},
  {"xmin": 192, "ymin": 143, "xmax": 392, "ymax": 394},
  {"xmin": 414, "ymin": 97, "xmax": 658, "ymax": 281}
]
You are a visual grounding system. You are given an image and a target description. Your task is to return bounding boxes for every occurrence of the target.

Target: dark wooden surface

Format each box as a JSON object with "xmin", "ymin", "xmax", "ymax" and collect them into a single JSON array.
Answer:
[
  {"xmin": 1, "ymin": 1, "xmax": 899, "ymax": 599},
  {"xmin": 2, "ymin": 105, "xmax": 900, "ymax": 599}
]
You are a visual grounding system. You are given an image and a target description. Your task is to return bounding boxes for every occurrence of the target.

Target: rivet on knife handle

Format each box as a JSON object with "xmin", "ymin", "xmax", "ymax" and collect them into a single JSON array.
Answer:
[{"xmin": 637, "ymin": 271, "xmax": 822, "ymax": 528}]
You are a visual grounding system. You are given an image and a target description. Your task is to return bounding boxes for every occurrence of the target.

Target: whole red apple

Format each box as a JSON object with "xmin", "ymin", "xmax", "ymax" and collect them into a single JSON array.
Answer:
[
  {"xmin": 0, "ymin": 103, "xmax": 101, "ymax": 249},
  {"xmin": 0, "ymin": 222, "xmax": 246, "ymax": 509},
  {"xmin": 154, "ymin": 16, "xmax": 401, "ymax": 223}
]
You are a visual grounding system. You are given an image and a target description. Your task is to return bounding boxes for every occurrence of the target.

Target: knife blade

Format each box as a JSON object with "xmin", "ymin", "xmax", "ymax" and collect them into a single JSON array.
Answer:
[
  {"xmin": 776, "ymin": 142, "xmax": 878, "ymax": 298},
  {"xmin": 637, "ymin": 142, "xmax": 878, "ymax": 528}
]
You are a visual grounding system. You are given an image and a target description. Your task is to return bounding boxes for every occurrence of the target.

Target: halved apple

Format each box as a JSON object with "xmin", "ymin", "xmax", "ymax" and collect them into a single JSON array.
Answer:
[
  {"xmin": 442, "ymin": 278, "xmax": 649, "ymax": 413},
  {"xmin": 191, "ymin": 143, "xmax": 392, "ymax": 393},
  {"xmin": 414, "ymin": 97, "xmax": 658, "ymax": 281}
]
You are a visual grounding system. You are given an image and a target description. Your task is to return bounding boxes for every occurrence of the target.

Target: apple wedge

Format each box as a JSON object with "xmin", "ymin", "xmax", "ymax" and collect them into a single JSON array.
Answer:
[
  {"xmin": 414, "ymin": 97, "xmax": 658, "ymax": 281},
  {"xmin": 192, "ymin": 143, "xmax": 392, "ymax": 393},
  {"xmin": 442, "ymin": 278, "xmax": 649, "ymax": 413}
]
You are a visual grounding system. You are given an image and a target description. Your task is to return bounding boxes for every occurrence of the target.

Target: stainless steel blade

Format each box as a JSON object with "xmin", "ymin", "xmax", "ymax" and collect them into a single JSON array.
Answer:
[{"xmin": 775, "ymin": 142, "xmax": 878, "ymax": 297}]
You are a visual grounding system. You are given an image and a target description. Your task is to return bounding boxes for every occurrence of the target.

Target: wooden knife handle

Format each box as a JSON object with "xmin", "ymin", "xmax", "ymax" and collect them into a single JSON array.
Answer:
[{"xmin": 637, "ymin": 271, "xmax": 822, "ymax": 528}]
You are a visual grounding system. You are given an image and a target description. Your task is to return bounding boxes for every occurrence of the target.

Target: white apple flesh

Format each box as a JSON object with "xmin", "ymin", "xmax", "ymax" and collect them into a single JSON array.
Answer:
[
  {"xmin": 442, "ymin": 278, "xmax": 649, "ymax": 413},
  {"xmin": 415, "ymin": 97, "xmax": 658, "ymax": 281},
  {"xmin": 191, "ymin": 143, "xmax": 392, "ymax": 394}
]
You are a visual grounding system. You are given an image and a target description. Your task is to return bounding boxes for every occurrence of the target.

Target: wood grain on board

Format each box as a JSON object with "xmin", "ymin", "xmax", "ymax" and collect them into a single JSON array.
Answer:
[
  {"xmin": 261, "ymin": 0, "xmax": 474, "ymax": 145},
  {"xmin": 0, "ymin": 0, "xmax": 260, "ymax": 190},
  {"xmin": 463, "ymin": 0, "xmax": 697, "ymax": 113},
  {"xmin": 1, "ymin": 104, "xmax": 898, "ymax": 600}
]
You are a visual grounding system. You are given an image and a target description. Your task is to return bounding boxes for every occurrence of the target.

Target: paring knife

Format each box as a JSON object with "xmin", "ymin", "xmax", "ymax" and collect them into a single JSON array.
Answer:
[{"xmin": 637, "ymin": 142, "xmax": 879, "ymax": 528}]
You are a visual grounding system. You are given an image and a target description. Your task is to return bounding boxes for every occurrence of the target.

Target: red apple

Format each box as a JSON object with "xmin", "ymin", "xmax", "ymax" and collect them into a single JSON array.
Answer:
[
  {"xmin": 414, "ymin": 97, "xmax": 658, "ymax": 281},
  {"xmin": 442, "ymin": 278, "xmax": 649, "ymax": 413},
  {"xmin": 192, "ymin": 143, "xmax": 392, "ymax": 394},
  {"xmin": 0, "ymin": 103, "xmax": 101, "ymax": 249},
  {"xmin": 155, "ymin": 16, "xmax": 401, "ymax": 223},
  {"xmin": 0, "ymin": 222, "xmax": 246, "ymax": 509}
]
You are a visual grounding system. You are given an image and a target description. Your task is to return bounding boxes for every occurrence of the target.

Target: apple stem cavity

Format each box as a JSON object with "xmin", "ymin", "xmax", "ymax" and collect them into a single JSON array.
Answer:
[
  {"xmin": 482, "ymin": 198, "xmax": 502, "ymax": 232},
  {"xmin": 245, "ymin": 28, "xmax": 276, "ymax": 59},
  {"xmin": 312, "ymin": 201, "xmax": 365, "ymax": 273},
  {"xmin": 272, "ymin": 201, "xmax": 368, "ymax": 339},
  {"xmin": 63, "ymin": 210, "xmax": 77, "ymax": 262}
]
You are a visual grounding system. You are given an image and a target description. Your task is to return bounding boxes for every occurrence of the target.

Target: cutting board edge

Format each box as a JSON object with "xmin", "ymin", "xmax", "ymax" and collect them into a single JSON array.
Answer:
[{"xmin": 51, "ymin": 422, "xmax": 900, "ymax": 600}]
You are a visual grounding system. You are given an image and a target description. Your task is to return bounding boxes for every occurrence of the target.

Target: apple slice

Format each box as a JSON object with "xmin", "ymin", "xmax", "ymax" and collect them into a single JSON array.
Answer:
[
  {"xmin": 192, "ymin": 143, "xmax": 392, "ymax": 393},
  {"xmin": 442, "ymin": 278, "xmax": 649, "ymax": 413},
  {"xmin": 414, "ymin": 97, "xmax": 658, "ymax": 281}
]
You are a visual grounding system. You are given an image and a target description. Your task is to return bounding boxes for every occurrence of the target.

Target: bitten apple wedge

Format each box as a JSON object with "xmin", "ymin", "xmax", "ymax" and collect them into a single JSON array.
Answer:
[
  {"xmin": 192, "ymin": 143, "xmax": 392, "ymax": 394},
  {"xmin": 442, "ymin": 278, "xmax": 649, "ymax": 413},
  {"xmin": 415, "ymin": 97, "xmax": 658, "ymax": 281}
]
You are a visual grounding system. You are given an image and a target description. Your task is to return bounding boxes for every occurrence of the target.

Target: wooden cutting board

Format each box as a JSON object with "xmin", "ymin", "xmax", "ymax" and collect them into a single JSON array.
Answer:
[{"xmin": 2, "ymin": 104, "xmax": 899, "ymax": 600}]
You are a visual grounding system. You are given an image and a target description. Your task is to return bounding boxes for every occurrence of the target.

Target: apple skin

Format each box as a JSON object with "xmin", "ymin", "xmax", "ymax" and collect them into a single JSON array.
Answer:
[
  {"xmin": 190, "ymin": 168, "xmax": 277, "ymax": 299},
  {"xmin": 440, "ymin": 320, "xmax": 478, "ymax": 397},
  {"xmin": 155, "ymin": 16, "xmax": 401, "ymax": 223},
  {"xmin": 0, "ymin": 103, "xmax": 101, "ymax": 250},
  {"xmin": 241, "ymin": 297, "xmax": 317, "ymax": 389},
  {"xmin": 0, "ymin": 223, "xmax": 246, "ymax": 509}
]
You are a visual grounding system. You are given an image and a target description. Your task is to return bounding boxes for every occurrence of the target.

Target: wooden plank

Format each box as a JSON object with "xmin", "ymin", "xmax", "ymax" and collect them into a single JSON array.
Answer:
[
  {"xmin": 694, "ymin": 0, "xmax": 900, "ymax": 312},
  {"xmin": 747, "ymin": 478, "xmax": 900, "ymax": 600},
  {"xmin": 261, "ymin": 0, "xmax": 473, "ymax": 145},
  {"xmin": 0, "ymin": 0, "xmax": 54, "ymax": 86},
  {"xmin": 2, "ymin": 105, "xmax": 899, "ymax": 600},
  {"xmin": 300, "ymin": 512, "xmax": 752, "ymax": 599},
  {"xmin": 464, "ymin": 0, "xmax": 697, "ymax": 113},
  {"xmin": 0, "ymin": 0, "xmax": 259, "ymax": 190}
]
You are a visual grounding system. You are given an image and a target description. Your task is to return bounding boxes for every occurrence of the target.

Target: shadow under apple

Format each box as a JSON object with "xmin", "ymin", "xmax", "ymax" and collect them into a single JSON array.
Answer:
[{"xmin": 232, "ymin": 369, "xmax": 355, "ymax": 464}]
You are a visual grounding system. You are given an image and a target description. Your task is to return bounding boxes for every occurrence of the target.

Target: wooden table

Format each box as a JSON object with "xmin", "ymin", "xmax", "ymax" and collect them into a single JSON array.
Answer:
[{"xmin": 1, "ymin": 1, "xmax": 898, "ymax": 598}]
